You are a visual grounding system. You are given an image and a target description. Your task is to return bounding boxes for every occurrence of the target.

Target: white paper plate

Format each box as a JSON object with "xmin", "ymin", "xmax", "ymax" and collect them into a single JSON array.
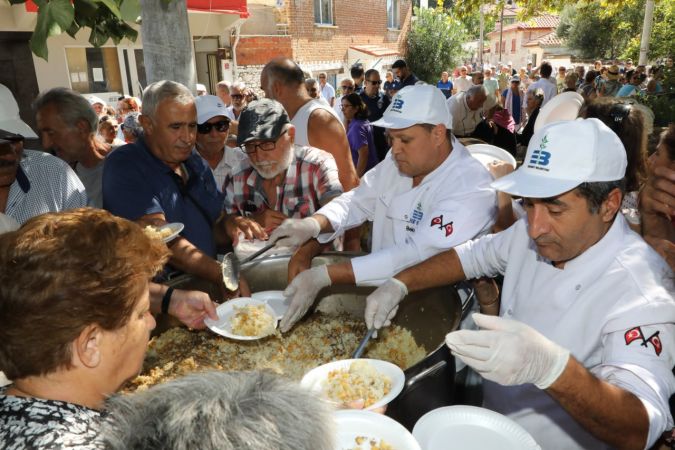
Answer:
[
  {"xmin": 300, "ymin": 359, "xmax": 404, "ymax": 411},
  {"xmin": 204, "ymin": 297, "xmax": 278, "ymax": 341},
  {"xmin": 333, "ymin": 410, "xmax": 421, "ymax": 450},
  {"xmin": 467, "ymin": 144, "xmax": 517, "ymax": 169},
  {"xmin": 413, "ymin": 405, "xmax": 541, "ymax": 450},
  {"xmin": 158, "ymin": 222, "xmax": 184, "ymax": 243},
  {"xmin": 251, "ymin": 290, "xmax": 289, "ymax": 320},
  {"xmin": 533, "ymin": 91, "xmax": 584, "ymax": 133}
]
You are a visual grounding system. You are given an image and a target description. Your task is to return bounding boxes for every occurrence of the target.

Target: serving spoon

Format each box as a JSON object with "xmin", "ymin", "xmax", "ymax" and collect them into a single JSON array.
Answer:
[{"xmin": 221, "ymin": 241, "xmax": 277, "ymax": 291}]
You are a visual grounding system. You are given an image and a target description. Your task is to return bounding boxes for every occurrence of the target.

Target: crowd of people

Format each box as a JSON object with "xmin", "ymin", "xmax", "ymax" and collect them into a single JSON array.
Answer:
[{"xmin": 0, "ymin": 51, "xmax": 673, "ymax": 449}]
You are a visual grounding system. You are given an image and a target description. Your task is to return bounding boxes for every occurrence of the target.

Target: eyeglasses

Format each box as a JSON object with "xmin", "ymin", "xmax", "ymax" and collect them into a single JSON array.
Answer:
[
  {"xmin": 240, "ymin": 129, "xmax": 287, "ymax": 155},
  {"xmin": 231, "ymin": 94, "xmax": 244, "ymax": 99},
  {"xmin": 197, "ymin": 120, "xmax": 230, "ymax": 134},
  {"xmin": 341, "ymin": 85, "xmax": 354, "ymax": 91},
  {"xmin": 367, "ymin": 80, "xmax": 382, "ymax": 85}
]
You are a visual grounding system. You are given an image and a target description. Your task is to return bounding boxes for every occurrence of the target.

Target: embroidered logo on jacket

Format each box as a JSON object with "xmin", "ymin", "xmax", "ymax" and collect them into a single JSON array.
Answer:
[
  {"xmin": 430, "ymin": 214, "xmax": 454, "ymax": 237},
  {"xmin": 624, "ymin": 326, "xmax": 662, "ymax": 356}
]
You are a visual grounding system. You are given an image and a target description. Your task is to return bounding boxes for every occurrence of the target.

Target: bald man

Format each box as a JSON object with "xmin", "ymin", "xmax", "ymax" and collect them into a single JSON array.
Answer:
[{"xmin": 261, "ymin": 58, "xmax": 360, "ymax": 251}]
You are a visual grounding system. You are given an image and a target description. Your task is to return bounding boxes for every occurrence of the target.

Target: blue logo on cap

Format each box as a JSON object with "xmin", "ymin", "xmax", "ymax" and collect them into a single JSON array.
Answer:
[
  {"xmin": 528, "ymin": 135, "xmax": 551, "ymax": 171},
  {"xmin": 392, "ymin": 98, "xmax": 404, "ymax": 112}
]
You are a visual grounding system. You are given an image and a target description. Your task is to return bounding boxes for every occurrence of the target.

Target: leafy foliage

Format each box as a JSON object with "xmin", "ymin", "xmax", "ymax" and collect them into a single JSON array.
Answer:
[
  {"xmin": 406, "ymin": 5, "xmax": 469, "ymax": 83},
  {"xmin": 557, "ymin": 0, "xmax": 672, "ymax": 62},
  {"xmin": 9, "ymin": 0, "xmax": 141, "ymax": 60}
]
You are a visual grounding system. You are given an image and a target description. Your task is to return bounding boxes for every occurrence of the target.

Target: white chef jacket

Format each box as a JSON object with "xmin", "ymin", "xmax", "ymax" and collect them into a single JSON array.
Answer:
[
  {"xmin": 456, "ymin": 215, "xmax": 675, "ymax": 449},
  {"xmin": 317, "ymin": 139, "xmax": 497, "ymax": 285}
]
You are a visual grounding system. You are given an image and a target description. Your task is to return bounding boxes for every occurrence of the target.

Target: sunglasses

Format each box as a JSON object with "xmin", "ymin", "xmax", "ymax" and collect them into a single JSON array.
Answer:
[
  {"xmin": 231, "ymin": 94, "xmax": 244, "ymax": 99},
  {"xmin": 341, "ymin": 85, "xmax": 354, "ymax": 90},
  {"xmin": 367, "ymin": 80, "xmax": 382, "ymax": 85},
  {"xmin": 197, "ymin": 120, "xmax": 230, "ymax": 134}
]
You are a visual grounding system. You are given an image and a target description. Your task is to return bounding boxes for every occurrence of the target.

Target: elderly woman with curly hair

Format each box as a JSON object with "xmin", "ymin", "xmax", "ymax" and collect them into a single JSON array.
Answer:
[{"xmin": 0, "ymin": 208, "xmax": 171, "ymax": 448}]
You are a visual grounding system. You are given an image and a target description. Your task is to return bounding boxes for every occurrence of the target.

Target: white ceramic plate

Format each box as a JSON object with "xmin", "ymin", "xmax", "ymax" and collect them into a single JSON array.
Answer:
[
  {"xmin": 333, "ymin": 410, "xmax": 421, "ymax": 450},
  {"xmin": 300, "ymin": 358, "xmax": 405, "ymax": 411},
  {"xmin": 533, "ymin": 91, "xmax": 584, "ymax": 133},
  {"xmin": 157, "ymin": 222, "xmax": 184, "ymax": 243},
  {"xmin": 467, "ymin": 144, "xmax": 517, "ymax": 169},
  {"xmin": 412, "ymin": 405, "xmax": 541, "ymax": 450},
  {"xmin": 251, "ymin": 290, "xmax": 289, "ymax": 320},
  {"xmin": 204, "ymin": 297, "xmax": 278, "ymax": 341}
]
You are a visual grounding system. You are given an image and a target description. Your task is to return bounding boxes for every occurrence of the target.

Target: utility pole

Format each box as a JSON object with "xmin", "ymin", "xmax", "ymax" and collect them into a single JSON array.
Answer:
[
  {"xmin": 638, "ymin": 0, "xmax": 654, "ymax": 65},
  {"xmin": 498, "ymin": 1, "xmax": 505, "ymax": 64}
]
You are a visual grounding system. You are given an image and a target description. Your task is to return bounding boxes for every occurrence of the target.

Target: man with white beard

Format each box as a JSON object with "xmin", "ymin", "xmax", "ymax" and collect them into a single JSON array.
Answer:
[{"xmin": 217, "ymin": 99, "xmax": 343, "ymax": 243}]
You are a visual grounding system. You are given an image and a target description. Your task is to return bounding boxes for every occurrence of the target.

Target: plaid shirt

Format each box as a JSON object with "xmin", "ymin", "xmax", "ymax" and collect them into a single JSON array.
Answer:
[{"xmin": 223, "ymin": 145, "xmax": 343, "ymax": 218}]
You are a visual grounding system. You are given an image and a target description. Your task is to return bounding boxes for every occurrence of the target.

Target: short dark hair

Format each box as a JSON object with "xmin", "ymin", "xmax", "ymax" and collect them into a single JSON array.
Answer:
[
  {"xmin": 575, "ymin": 180, "xmax": 626, "ymax": 214},
  {"xmin": 0, "ymin": 209, "xmax": 169, "ymax": 380},
  {"xmin": 364, "ymin": 69, "xmax": 379, "ymax": 80},
  {"xmin": 350, "ymin": 63, "xmax": 364, "ymax": 79},
  {"xmin": 391, "ymin": 59, "xmax": 407, "ymax": 69},
  {"xmin": 540, "ymin": 62, "xmax": 553, "ymax": 78}
]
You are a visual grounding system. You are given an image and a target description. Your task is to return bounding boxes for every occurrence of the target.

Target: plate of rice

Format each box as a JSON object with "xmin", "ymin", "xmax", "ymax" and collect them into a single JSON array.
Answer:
[
  {"xmin": 204, "ymin": 297, "xmax": 278, "ymax": 340},
  {"xmin": 301, "ymin": 359, "xmax": 404, "ymax": 411},
  {"xmin": 334, "ymin": 410, "xmax": 421, "ymax": 450},
  {"xmin": 143, "ymin": 223, "xmax": 184, "ymax": 243}
]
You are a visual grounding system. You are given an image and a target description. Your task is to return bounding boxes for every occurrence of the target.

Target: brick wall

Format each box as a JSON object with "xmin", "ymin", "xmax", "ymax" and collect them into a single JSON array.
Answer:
[
  {"xmin": 236, "ymin": 35, "xmax": 293, "ymax": 66},
  {"xmin": 287, "ymin": 0, "xmax": 412, "ymax": 64}
]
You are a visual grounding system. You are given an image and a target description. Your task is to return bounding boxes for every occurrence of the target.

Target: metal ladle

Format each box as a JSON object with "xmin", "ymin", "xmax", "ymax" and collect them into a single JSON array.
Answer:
[{"xmin": 221, "ymin": 241, "xmax": 277, "ymax": 291}]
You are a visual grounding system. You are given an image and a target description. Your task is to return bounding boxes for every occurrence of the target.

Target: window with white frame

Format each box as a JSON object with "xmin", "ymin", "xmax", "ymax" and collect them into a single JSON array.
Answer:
[
  {"xmin": 314, "ymin": 0, "xmax": 333, "ymax": 25},
  {"xmin": 387, "ymin": 0, "xmax": 400, "ymax": 29}
]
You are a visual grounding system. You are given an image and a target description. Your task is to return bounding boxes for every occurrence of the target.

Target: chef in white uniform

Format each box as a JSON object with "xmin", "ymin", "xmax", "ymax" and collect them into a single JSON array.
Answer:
[
  {"xmin": 269, "ymin": 85, "xmax": 498, "ymax": 332},
  {"xmin": 364, "ymin": 118, "xmax": 675, "ymax": 449}
]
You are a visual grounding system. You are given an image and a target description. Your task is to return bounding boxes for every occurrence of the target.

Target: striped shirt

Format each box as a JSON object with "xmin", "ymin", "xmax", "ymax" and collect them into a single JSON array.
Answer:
[
  {"xmin": 223, "ymin": 145, "xmax": 342, "ymax": 218},
  {"xmin": 6, "ymin": 150, "xmax": 87, "ymax": 224}
]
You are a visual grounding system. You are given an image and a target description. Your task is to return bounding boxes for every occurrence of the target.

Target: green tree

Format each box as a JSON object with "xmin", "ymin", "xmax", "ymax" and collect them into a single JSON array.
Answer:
[
  {"xmin": 406, "ymin": 5, "xmax": 468, "ymax": 83},
  {"xmin": 558, "ymin": 0, "xmax": 671, "ymax": 62},
  {"xmin": 8, "ymin": 0, "xmax": 143, "ymax": 60}
]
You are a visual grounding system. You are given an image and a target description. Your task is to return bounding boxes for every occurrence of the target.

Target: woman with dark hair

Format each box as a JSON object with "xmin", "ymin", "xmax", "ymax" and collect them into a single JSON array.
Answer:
[
  {"xmin": 577, "ymin": 70, "xmax": 598, "ymax": 102},
  {"xmin": 579, "ymin": 98, "xmax": 649, "ymax": 230},
  {"xmin": 340, "ymin": 93, "xmax": 379, "ymax": 176}
]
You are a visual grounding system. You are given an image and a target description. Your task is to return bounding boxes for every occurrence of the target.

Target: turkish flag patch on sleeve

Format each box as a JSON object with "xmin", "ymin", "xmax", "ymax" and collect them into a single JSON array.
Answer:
[{"xmin": 624, "ymin": 326, "xmax": 662, "ymax": 356}]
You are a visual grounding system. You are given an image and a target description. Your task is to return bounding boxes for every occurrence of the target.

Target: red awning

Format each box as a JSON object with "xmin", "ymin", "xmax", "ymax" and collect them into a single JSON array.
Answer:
[
  {"xmin": 25, "ymin": 0, "xmax": 249, "ymax": 18},
  {"xmin": 187, "ymin": 0, "xmax": 249, "ymax": 18}
]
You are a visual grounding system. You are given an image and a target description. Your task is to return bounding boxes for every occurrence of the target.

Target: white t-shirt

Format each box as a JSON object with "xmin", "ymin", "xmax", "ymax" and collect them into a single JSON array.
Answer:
[
  {"xmin": 454, "ymin": 76, "xmax": 472, "ymax": 93},
  {"xmin": 318, "ymin": 140, "xmax": 497, "ymax": 284},
  {"xmin": 455, "ymin": 215, "xmax": 675, "ymax": 449},
  {"xmin": 527, "ymin": 77, "xmax": 558, "ymax": 106}
]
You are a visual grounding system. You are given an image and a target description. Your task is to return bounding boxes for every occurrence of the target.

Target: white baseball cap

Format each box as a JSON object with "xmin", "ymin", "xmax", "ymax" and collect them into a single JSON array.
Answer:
[
  {"xmin": 87, "ymin": 95, "xmax": 106, "ymax": 106},
  {"xmin": 371, "ymin": 85, "xmax": 452, "ymax": 130},
  {"xmin": 0, "ymin": 84, "xmax": 38, "ymax": 138},
  {"xmin": 195, "ymin": 95, "xmax": 229, "ymax": 125},
  {"xmin": 491, "ymin": 118, "xmax": 627, "ymax": 198}
]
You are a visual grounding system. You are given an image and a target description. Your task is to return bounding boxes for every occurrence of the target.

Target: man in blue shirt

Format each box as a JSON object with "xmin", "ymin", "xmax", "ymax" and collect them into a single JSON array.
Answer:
[
  {"xmin": 103, "ymin": 80, "xmax": 231, "ymax": 294},
  {"xmin": 436, "ymin": 71, "xmax": 453, "ymax": 98}
]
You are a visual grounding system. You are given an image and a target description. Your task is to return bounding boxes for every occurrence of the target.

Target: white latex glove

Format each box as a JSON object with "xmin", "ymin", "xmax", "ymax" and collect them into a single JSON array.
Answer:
[
  {"xmin": 445, "ymin": 313, "xmax": 570, "ymax": 389},
  {"xmin": 269, "ymin": 217, "xmax": 321, "ymax": 248},
  {"xmin": 364, "ymin": 278, "xmax": 408, "ymax": 330},
  {"xmin": 279, "ymin": 265, "xmax": 331, "ymax": 332}
]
